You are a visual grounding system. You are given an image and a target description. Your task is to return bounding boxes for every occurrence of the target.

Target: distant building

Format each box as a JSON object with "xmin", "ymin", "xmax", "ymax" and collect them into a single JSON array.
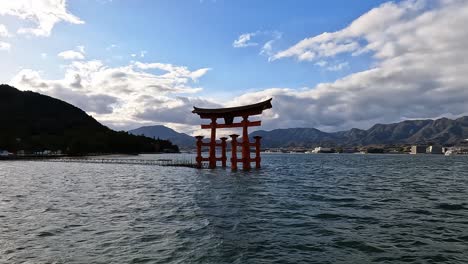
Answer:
[
  {"xmin": 34, "ymin": 150, "xmax": 52, "ymax": 156},
  {"xmin": 454, "ymin": 139, "xmax": 468, "ymax": 154},
  {"xmin": 342, "ymin": 148, "xmax": 358, "ymax": 153},
  {"xmin": 426, "ymin": 145, "xmax": 443, "ymax": 154},
  {"xmin": 410, "ymin": 145, "xmax": 427, "ymax": 154},
  {"xmin": 265, "ymin": 148, "xmax": 282, "ymax": 153}
]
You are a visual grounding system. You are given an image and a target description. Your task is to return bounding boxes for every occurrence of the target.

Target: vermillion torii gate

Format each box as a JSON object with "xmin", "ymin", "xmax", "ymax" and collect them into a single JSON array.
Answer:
[{"xmin": 192, "ymin": 99, "xmax": 272, "ymax": 170}]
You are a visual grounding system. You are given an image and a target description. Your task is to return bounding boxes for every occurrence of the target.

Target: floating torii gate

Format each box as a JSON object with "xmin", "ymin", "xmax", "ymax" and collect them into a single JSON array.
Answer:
[{"xmin": 192, "ymin": 98, "xmax": 272, "ymax": 170}]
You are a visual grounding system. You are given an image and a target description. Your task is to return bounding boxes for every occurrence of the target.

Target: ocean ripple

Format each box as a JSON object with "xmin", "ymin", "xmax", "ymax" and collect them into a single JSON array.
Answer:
[{"xmin": 1, "ymin": 154, "xmax": 468, "ymax": 263}]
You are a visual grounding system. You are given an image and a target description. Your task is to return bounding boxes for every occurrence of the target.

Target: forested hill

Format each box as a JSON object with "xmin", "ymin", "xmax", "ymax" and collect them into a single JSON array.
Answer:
[{"xmin": 0, "ymin": 84, "xmax": 179, "ymax": 154}]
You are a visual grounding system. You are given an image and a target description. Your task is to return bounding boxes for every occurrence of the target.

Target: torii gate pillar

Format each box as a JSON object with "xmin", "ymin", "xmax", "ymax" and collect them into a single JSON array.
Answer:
[
  {"xmin": 241, "ymin": 116, "xmax": 251, "ymax": 170},
  {"xmin": 209, "ymin": 118, "xmax": 217, "ymax": 169}
]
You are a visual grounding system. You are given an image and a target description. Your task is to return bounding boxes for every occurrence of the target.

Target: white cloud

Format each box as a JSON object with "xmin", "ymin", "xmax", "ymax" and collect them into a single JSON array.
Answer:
[
  {"xmin": 106, "ymin": 44, "xmax": 118, "ymax": 50},
  {"xmin": 260, "ymin": 40, "xmax": 274, "ymax": 57},
  {"xmin": 326, "ymin": 62, "xmax": 349, "ymax": 71},
  {"xmin": 58, "ymin": 46, "xmax": 85, "ymax": 60},
  {"xmin": 233, "ymin": 32, "xmax": 258, "ymax": 48},
  {"xmin": 130, "ymin": 50, "xmax": 147, "ymax": 58},
  {"xmin": 234, "ymin": 31, "xmax": 282, "ymax": 58},
  {"xmin": 0, "ymin": 41, "xmax": 11, "ymax": 51},
  {"xmin": 133, "ymin": 62, "xmax": 211, "ymax": 82},
  {"xmin": 272, "ymin": 0, "xmax": 425, "ymax": 62},
  {"xmin": 0, "ymin": 0, "xmax": 84, "ymax": 37},
  {"xmin": 0, "ymin": 24, "xmax": 11, "ymax": 37},
  {"xmin": 261, "ymin": 32, "xmax": 282, "ymax": 58},
  {"xmin": 58, "ymin": 50, "xmax": 84, "ymax": 60},
  {"xmin": 315, "ymin": 60, "xmax": 327, "ymax": 67},
  {"xmin": 0, "ymin": 24, "xmax": 11, "ymax": 51},
  {"xmin": 10, "ymin": 60, "xmax": 212, "ymax": 130},
  {"xmin": 40, "ymin": 52, "xmax": 47, "ymax": 59},
  {"xmin": 76, "ymin": 45, "xmax": 85, "ymax": 53}
]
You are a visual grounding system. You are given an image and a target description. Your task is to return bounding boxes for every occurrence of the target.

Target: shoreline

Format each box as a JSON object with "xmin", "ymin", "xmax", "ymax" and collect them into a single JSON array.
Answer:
[{"xmin": 0, "ymin": 152, "xmax": 179, "ymax": 161}]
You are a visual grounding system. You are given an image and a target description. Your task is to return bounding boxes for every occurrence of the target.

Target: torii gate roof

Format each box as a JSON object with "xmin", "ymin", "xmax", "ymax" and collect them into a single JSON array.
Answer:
[{"xmin": 192, "ymin": 98, "xmax": 272, "ymax": 119}]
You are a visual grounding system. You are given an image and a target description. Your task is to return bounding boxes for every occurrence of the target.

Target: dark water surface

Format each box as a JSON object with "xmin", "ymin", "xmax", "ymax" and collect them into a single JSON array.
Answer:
[{"xmin": 1, "ymin": 154, "xmax": 468, "ymax": 263}]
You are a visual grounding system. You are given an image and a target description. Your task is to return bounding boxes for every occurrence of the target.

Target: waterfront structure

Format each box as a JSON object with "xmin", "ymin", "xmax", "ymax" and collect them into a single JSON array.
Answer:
[
  {"xmin": 0, "ymin": 150, "xmax": 13, "ymax": 157},
  {"xmin": 312, "ymin": 147, "xmax": 333, "ymax": 153},
  {"xmin": 192, "ymin": 99, "xmax": 272, "ymax": 170},
  {"xmin": 264, "ymin": 148, "xmax": 282, "ymax": 153},
  {"xmin": 458, "ymin": 139, "xmax": 468, "ymax": 153},
  {"xmin": 446, "ymin": 139, "xmax": 468, "ymax": 155},
  {"xmin": 426, "ymin": 145, "xmax": 443, "ymax": 154},
  {"xmin": 410, "ymin": 145, "xmax": 427, "ymax": 154}
]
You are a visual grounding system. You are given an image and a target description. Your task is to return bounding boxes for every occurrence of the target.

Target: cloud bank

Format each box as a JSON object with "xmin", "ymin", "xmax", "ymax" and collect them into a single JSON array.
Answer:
[
  {"xmin": 10, "ymin": 60, "xmax": 211, "ymax": 131},
  {"xmin": 245, "ymin": 0, "xmax": 468, "ymax": 131}
]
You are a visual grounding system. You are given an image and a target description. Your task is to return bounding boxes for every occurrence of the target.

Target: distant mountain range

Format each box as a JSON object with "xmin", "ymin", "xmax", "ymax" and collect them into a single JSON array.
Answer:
[
  {"xmin": 129, "ymin": 125, "xmax": 194, "ymax": 149},
  {"xmin": 0, "ymin": 85, "xmax": 179, "ymax": 154},
  {"xmin": 130, "ymin": 116, "xmax": 468, "ymax": 149},
  {"xmin": 250, "ymin": 117, "xmax": 468, "ymax": 147}
]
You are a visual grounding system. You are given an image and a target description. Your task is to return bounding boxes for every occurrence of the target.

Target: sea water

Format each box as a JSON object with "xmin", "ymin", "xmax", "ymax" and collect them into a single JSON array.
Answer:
[{"xmin": 1, "ymin": 154, "xmax": 467, "ymax": 263}]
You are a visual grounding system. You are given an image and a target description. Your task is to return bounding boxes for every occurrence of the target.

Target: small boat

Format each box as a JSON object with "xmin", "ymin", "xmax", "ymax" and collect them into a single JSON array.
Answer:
[{"xmin": 445, "ymin": 150, "xmax": 456, "ymax": 156}]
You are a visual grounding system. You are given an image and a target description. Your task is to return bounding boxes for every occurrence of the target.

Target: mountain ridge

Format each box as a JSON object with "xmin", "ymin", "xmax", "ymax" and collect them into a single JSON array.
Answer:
[
  {"xmin": 250, "ymin": 116, "xmax": 468, "ymax": 148},
  {"xmin": 129, "ymin": 116, "xmax": 468, "ymax": 149}
]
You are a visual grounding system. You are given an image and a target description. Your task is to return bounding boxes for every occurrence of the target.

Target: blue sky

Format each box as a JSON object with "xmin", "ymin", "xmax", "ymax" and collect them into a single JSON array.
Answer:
[
  {"xmin": 1, "ymin": 0, "xmax": 468, "ymax": 135},
  {"xmin": 1, "ymin": 0, "xmax": 384, "ymax": 91}
]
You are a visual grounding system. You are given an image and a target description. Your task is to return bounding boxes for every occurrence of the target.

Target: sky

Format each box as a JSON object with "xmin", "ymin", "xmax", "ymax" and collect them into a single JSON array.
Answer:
[{"xmin": 1, "ymin": 0, "xmax": 468, "ymax": 136}]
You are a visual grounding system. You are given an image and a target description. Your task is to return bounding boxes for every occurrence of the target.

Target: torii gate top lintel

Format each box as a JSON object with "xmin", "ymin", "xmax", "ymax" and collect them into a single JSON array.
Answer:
[{"xmin": 192, "ymin": 98, "xmax": 272, "ymax": 123}]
